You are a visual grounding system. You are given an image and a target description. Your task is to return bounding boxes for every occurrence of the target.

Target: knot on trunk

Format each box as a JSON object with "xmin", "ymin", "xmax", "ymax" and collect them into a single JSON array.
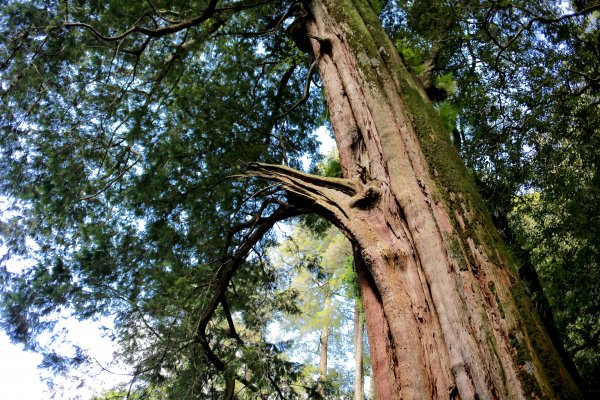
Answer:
[{"xmin": 350, "ymin": 183, "xmax": 381, "ymax": 209}]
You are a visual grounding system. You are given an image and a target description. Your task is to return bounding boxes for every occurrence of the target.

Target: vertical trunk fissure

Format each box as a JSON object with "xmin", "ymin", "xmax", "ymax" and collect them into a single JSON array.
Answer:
[{"xmin": 355, "ymin": 248, "xmax": 402, "ymax": 400}]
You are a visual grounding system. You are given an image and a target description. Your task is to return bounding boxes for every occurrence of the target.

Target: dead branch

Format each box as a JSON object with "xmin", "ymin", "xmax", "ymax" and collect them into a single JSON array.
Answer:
[{"xmin": 246, "ymin": 162, "xmax": 359, "ymax": 195}]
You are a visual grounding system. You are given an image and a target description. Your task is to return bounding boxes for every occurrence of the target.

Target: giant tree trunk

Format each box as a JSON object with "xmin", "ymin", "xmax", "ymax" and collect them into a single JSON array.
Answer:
[{"xmin": 249, "ymin": 0, "xmax": 582, "ymax": 398}]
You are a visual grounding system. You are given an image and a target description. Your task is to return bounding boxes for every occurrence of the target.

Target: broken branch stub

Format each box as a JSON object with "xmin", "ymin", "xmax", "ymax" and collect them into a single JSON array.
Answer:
[{"xmin": 245, "ymin": 162, "xmax": 383, "ymax": 229}]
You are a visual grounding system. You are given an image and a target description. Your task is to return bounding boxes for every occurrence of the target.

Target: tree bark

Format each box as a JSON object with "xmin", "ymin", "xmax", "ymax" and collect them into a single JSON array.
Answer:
[
  {"xmin": 249, "ymin": 0, "xmax": 583, "ymax": 398},
  {"xmin": 319, "ymin": 290, "xmax": 331, "ymax": 384},
  {"xmin": 353, "ymin": 296, "xmax": 365, "ymax": 400},
  {"xmin": 224, "ymin": 378, "xmax": 235, "ymax": 400},
  {"xmin": 355, "ymin": 247, "xmax": 401, "ymax": 400}
]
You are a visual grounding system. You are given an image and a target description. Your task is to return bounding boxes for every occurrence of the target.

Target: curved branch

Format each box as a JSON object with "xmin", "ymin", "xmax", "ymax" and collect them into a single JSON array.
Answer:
[
  {"xmin": 270, "ymin": 63, "xmax": 298, "ymax": 164},
  {"xmin": 64, "ymin": 0, "xmax": 219, "ymax": 41},
  {"xmin": 146, "ymin": 0, "xmax": 180, "ymax": 24},
  {"xmin": 222, "ymin": 198, "xmax": 278, "ymax": 255},
  {"xmin": 217, "ymin": 1, "xmax": 299, "ymax": 36},
  {"xmin": 221, "ymin": 296, "xmax": 244, "ymax": 345},
  {"xmin": 272, "ymin": 63, "xmax": 297, "ymax": 114},
  {"xmin": 277, "ymin": 59, "xmax": 317, "ymax": 120},
  {"xmin": 215, "ymin": 0, "xmax": 274, "ymax": 12},
  {"xmin": 80, "ymin": 148, "xmax": 142, "ymax": 201},
  {"xmin": 266, "ymin": 374, "xmax": 286, "ymax": 399},
  {"xmin": 570, "ymin": 328, "xmax": 600, "ymax": 356},
  {"xmin": 195, "ymin": 204, "xmax": 304, "ymax": 372}
]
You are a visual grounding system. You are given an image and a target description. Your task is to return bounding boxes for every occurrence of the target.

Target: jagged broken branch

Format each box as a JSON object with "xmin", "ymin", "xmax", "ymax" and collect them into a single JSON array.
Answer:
[{"xmin": 246, "ymin": 162, "xmax": 358, "ymax": 195}]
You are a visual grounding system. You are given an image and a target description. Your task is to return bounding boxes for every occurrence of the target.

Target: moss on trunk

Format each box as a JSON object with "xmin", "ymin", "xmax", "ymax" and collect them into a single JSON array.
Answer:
[{"xmin": 249, "ymin": 0, "xmax": 582, "ymax": 397}]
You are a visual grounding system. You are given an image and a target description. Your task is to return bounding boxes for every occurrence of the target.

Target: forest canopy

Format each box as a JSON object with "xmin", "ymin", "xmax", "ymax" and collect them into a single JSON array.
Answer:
[{"xmin": 0, "ymin": 0, "xmax": 598, "ymax": 398}]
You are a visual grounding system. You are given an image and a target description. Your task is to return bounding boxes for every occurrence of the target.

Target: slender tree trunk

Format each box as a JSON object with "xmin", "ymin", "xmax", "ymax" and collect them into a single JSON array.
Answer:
[
  {"xmin": 224, "ymin": 378, "xmax": 235, "ymax": 400},
  {"xmin": 319, "ymin": 290, "xmax": 331, "ymax": 383},
  {"xmin": 250, "ymin": 0, "xmax": 583, "ymax": 397},
  {"xmin": 353, "ymin": 297, "xmax": 365, "ymax": 400}
]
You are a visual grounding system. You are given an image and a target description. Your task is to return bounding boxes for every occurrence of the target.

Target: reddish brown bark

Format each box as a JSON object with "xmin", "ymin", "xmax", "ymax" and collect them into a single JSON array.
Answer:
[
  {"xmin": 355, "ymin": 249, "xmax": 400, "ymax": 400},
  {"xmin": 248, "ymin": 0, "xmax": 582, "ymax": 398}
]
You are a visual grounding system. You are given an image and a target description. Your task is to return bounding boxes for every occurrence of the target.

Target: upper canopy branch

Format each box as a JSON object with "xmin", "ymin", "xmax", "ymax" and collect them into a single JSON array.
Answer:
[
  {"xmin": 64, "ymin": 0, "xmax": 221, "ymax": 42},
  {"xmin": 485, "ymin": 3, "xmax": 600, "ymax": 63},
  {"xmin": 63, "ymin": 0, "xmax": 281, "ymax": 44}
]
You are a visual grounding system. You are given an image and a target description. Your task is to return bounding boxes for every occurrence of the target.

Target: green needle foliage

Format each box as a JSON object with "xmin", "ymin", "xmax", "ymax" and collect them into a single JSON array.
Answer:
[{"xmin": 1, "ymin": 0, "xmax": 325, "ymax": 397}]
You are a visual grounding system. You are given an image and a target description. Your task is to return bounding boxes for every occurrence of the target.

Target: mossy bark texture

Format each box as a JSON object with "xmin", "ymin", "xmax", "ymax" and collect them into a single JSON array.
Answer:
[{"xmin": 250, "ymin": 0, "xmax": 582, "ymax": 398}]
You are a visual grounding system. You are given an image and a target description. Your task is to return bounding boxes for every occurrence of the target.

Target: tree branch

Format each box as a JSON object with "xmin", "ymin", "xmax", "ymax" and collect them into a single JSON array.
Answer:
[
  {"xmin": 246, "ymin": 162, "xmax": 359, "ymax": 196},
  {"xmin": 266, "ymin": 374, "xmax": 287, "ymax": 399},
  {"xmin": 64, "ymin": 0, "xmax": 220, "ymax": 41},
  {"xmin": 195, "ymin": 204, "xmax": 303, "ymax": 372},
  {"xmin": 217, "ymin": 1, "xmax": 299, "ymax": 36},
  {"xmin": 277, "ymin": 59, "xmax": 317, "ymax": 120},
  {"xmin": 570, "ymin": 328, "xmax": 600, "ymax": 356},
  {"xmin": 243, "ymin": 162, "xmax": 379, "ymax": 226},
  {"xmin": 146, "ymin": 0, "xmax": 180, "ymax": 24},
  {"xmin": 80, "ymin": 147, "xmax": 142, "ymax": 201},
  {"xmin": 221, "ymin": 296, "xmax": 244, "ymax": 345},
  {"xmin": 489, "ymin": 3, "xmax": 600, "ymax": 62}
]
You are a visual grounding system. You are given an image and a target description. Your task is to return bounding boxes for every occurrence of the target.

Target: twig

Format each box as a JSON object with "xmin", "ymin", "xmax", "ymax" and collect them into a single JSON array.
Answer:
[
  {"xmin": 277, "ymin": 59, "xmax": 317, "ymax": 120},
  {"xmin": 80, "ymin": 148, "xmax": 141, "ymax": 201}
]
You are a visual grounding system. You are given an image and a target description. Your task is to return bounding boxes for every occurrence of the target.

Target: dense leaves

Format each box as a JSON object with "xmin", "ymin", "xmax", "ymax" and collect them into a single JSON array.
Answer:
[{"xmin": 1, "ymin": 0, "xmax": 326, "ymax": 397}]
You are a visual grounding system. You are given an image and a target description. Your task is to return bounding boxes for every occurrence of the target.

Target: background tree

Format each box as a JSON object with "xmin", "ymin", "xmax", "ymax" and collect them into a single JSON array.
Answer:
[
  {"xmin": 272, "ymin": 223, "xmax": 359, "ymax": 398},
  {"xmin": 353, "ymin": 299, "xmax": 366, "ymax": 400}
]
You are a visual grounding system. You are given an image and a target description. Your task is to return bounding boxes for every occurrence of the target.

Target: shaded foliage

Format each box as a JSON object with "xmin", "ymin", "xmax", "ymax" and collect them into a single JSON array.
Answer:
[{"xmin": 1, "ymin": 0, "xmax": 325, "ymax": 397}]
